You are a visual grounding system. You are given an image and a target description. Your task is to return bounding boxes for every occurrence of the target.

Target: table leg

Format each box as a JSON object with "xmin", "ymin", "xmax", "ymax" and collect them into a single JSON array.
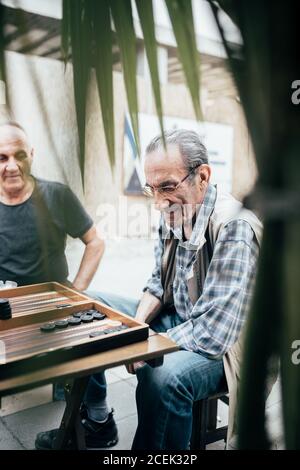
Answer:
[{"xmin": 52, "ymin": 376, "xmax": 89, "ymax": 450}]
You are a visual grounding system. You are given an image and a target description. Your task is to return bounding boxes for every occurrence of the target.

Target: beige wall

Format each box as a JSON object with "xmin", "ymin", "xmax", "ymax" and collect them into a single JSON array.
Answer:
[
  {"xmin": 5, "ymin": 51, "xmax": 82, "ymax": 199},
  {"xmin": 203, "ymin": 94, "xmax": 257, "ymax": 201},
  {"xmin": 4, "ymin": 50, "xmax": 257, "ymax": 237}
]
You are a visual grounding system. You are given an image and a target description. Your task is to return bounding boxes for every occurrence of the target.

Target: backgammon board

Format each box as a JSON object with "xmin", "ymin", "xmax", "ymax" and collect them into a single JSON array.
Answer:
[{"xmin": 0, "ymin": 282, "xmax": 148, "ymax": 379}]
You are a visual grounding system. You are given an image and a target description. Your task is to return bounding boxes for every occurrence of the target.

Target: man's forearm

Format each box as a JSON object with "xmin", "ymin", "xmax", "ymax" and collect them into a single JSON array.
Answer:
[
  {"xmin": 73, "ymin": 238, "xmax": 105, "ymax": 291},
  {"xmin": 135, "ymin": 290, "xmax": 162, "ymax": 324}
]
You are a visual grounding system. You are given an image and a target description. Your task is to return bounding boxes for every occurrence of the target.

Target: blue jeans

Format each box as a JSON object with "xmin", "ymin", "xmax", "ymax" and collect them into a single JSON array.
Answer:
[
  {"xmin": 84, "ymin": 291, "xmax": 226, "ymax": 449},
  {"xmin": 82, "ymin": 291, "xmax": 140, "ymax": 422}
]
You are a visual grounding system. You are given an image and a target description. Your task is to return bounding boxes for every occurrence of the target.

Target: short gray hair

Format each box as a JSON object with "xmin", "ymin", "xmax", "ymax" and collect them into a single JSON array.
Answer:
[{"xmin": 145, "ymin": 129, "xmax": 208, "ymax": 170}]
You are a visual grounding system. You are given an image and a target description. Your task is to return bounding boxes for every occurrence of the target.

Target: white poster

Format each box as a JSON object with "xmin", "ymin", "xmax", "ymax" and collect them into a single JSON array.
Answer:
[{"xmin": 123, "ymin": 113, "xmax": 234, "ymax": 194}]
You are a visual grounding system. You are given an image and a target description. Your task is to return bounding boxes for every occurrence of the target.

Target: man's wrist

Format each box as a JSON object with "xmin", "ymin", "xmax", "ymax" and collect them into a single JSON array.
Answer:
[
  {"xmin": 135, "ymin": 310, "xmax": 148, "ymax": 324},
  {"xmin": 72, "ymin": 281, "xmax": 88, "ymax": 292},
  {"xmin": 143, "ymin": 287, "xmax": 162, "ymax": 302}
]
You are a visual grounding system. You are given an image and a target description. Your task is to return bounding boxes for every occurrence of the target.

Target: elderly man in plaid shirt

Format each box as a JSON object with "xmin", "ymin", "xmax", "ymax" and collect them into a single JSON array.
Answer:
[
  {"xmin": 126, "ymin": 129, "xmax": 262, "ymax": 449},
  {"xmin": 36, "ymin": 129, "xmax": 262, "ymax": 450}
]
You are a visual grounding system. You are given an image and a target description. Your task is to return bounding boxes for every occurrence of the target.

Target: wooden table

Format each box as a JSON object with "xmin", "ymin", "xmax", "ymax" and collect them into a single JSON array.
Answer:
[
  {"xmin": 0, "ymin": 328, "xmax": 178, "ymax": 449},
  {"xmin": 0, "ymin": 282, "xmax": 178, "ymax": 449}
]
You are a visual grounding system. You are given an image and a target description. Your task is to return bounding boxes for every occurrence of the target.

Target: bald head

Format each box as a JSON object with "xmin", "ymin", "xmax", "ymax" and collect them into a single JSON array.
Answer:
[
  {"xmin": 0, "ymin": 122, "xmax": 32, "ymax": 160},
  {"xmin": 0, "ymin": 121, "xmax": 28, "ymax": 143},
  {"xmin": 0, "ymin": 121, "xmax": 34, "ymax": 199}
]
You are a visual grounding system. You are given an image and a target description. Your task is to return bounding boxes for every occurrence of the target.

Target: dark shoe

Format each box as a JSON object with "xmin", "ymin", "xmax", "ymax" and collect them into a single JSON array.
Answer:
[
  {"xmin": 34, "ymin": 409, "xmax": 118, "ymax": 450},
  {"xmin": 35, "ymin": 429, "xmax": 72, "ymax": 450},
  {"xmin": 81, "ymin": 407, "xmax": 118, "ymax": 448}
]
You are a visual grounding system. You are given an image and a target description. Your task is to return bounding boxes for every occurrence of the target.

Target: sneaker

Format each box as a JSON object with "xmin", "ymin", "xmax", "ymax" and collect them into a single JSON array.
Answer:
[
  {"xmin": 81, "ymin": 407, "xmax": 119, "ymax": 449},
  {"xmin": 35, "ymin": 429, "xmax": 73, "ymax": 450},
  {"xmin": 34, "ymin": 409, "xmax": 118, "ymax": 450}
]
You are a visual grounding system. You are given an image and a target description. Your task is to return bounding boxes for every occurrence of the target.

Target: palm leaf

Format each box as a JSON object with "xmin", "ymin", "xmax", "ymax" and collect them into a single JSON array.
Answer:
[
  {"xmin": 135, "ymin": 0, "xmax": 165, "ymax": 144},
  {"xmin": 110, "ymin": 0, "xmax": 140, "ymax": 155},
  {"xmin": 61, "ymin": 0, "xmax": 71, "ymax": 66},
  {"xmin": 92, "ymin": 0, "xmax": 115, "ymax": 168},
  {"xmin": 69, "ymin": 0, "xmax": 90, "ymax": 183},
  {"xmin": 0, "ymin": 3, "xmax": 6, "ymax": 85},
  {"xmin": 165, "ymin": 0, "xmax": 201, "ymax": 120},
  {"xmin": 216, "ymin": 0, "xmax": 239, "ymax": 27}
]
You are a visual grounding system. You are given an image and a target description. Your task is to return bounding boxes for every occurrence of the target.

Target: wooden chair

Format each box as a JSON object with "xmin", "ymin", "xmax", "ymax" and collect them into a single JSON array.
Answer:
[{"xmin": 190, "ymin": 391, "xmax": 229, "ymax": 450}]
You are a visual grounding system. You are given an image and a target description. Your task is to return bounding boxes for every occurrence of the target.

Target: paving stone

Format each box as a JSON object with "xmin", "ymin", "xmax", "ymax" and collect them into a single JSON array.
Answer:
[
  {"xmin": 0, "ymin": 385, "xmax": 52, "ymax": 417},
  {"xmin": 107, "ymin": 380, "xmax": 137, "ymax": 421},
  {"xmin": 0, "ymin": 417, "xmax": 25, "ymax": 450},
  {"xmin": 2, "ymin": 401, "xmax": 65, "ymax": 450}
]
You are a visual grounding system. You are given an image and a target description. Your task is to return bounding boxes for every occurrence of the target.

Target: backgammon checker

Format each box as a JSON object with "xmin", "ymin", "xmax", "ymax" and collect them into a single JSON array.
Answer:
[{"xmin": 0, "ymin": 299, "xmax": 12, "ymax": 320}]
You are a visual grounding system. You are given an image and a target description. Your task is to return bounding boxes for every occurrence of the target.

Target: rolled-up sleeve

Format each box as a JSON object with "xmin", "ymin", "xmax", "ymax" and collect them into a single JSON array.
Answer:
[{"xmin": 167, "ymin": 220, "xmax": 259, "ymax": 358}]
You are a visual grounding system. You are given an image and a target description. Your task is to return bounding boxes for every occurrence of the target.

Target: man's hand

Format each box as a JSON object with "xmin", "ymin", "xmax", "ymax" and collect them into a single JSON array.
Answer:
[
  {"xmin": 126, "ymin": 334, "xmax": 169, "ymax": 375},
  {"xmin": 126, "ymin": 361, "xmax": 146, "ymax": 375}
]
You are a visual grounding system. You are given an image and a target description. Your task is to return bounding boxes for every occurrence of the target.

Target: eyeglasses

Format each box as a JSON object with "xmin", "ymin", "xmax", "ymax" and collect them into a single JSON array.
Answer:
[{"xmin": 143, "ymin": 164, "xmax": 201, "ymax": 197}]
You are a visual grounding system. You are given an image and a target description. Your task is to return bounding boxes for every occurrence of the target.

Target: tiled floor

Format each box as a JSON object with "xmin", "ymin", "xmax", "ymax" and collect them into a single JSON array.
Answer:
[
  {"xmin": 0, "ymin": 367, "xmax": 137, "ymax": 450},
  {"xmin": 0, "ymin": 367, "xmax": 283, "ymax": 450}
]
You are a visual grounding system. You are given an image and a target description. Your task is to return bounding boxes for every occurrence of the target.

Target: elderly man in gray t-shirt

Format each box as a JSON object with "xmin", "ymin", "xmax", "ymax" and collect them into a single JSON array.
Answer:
[{"xmin": 0, "ymin": 121, "xmax": 118, "ymax": 448}]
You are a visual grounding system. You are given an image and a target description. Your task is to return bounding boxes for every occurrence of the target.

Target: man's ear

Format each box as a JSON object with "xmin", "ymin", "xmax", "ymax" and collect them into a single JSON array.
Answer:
[
  {"xmin": 199, "ymin": 164, "xmax": 211, "ymax": 183},
  {"xmin": 30, "ymin": 147, "xmax": 34, "ymax": 159}
]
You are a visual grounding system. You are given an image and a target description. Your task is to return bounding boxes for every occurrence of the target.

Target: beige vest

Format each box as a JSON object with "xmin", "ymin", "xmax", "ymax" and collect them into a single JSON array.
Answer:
[
  {"xmin": 206, "ymin": 191, "xmax": 262, "ymax": 448},
  {"xmin": 162, "ymin": 189, "xmax": 264, "ymax": 448}
]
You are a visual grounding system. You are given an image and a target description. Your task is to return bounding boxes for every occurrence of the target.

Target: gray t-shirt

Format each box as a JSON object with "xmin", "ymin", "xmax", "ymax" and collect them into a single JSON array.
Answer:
[{"xmin": 0, "ymin": 178, "xmax": 93, "ymax": 286}]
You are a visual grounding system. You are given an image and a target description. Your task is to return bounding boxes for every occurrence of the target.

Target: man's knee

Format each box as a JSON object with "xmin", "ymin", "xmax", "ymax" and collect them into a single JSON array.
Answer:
[
  {"xmin": 137, "ymin": 361, "xmax": 182, "ymax": 397},
  {"xmin": 84, "ymin": 290, "xmax": 109, "ymax": 305},
  {"xmin": 84, "ymin": 290, "xmax": 139, "ymax": 318}
]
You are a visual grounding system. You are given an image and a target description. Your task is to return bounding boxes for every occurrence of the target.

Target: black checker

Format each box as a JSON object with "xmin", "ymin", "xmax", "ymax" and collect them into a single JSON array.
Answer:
[
  {"xmin": 40, "ymin": 323, "xmax": 56, "ymax": 332},
  {"xmin": 81, "ymin": 314, "xmax": 94, "ymax": 323},
  {"xmin": 54, "ymin": 319, "xmax": 69, "ymax": 329},
  {"xmin": 68, "ymin": 317, "xmax": 81, "ymax": 326}
]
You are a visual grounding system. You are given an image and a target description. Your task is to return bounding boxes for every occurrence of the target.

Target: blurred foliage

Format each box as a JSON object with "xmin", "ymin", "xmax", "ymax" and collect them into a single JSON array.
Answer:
[
  {"xmin": 210, "ymin": 0, "xmax": 300, "ymax": 449},
  {"xmin": 61, "ymin": 0, "xmax": 200, "ymax": 179}
]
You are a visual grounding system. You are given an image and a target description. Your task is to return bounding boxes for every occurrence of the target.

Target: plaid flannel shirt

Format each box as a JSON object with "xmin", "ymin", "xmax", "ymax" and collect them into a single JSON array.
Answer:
[{"xmin": 144, "ymin": 184, "xmax": 259, "ymax": 359}]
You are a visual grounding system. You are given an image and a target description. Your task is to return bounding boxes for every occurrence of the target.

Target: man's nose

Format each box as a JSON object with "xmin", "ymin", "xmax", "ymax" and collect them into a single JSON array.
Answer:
[
  {"xmin": 6, "ymin": 157, "xmax": 19, "ymax": 171},
  {"xmin": 154, "ymin": 195, "xmax": 170, "ymax": 212}
]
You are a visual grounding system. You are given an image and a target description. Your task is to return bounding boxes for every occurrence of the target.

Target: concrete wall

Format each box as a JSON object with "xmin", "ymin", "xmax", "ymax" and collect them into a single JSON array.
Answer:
[
  {"xmin": 5, "ymin": 51, "xmax": 82, "ymax": 199},
  {"xmin": 203, "ymin": 95, "xmax": 257, "ymax": 201},
  {"xmin": 3, "ymin": 50, "xmax": 257, "ymax": 237}
]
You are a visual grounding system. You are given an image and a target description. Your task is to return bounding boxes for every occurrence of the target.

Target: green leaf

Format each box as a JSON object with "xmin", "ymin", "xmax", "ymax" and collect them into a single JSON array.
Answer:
[
  {"xmin": 69, "ymin": 0, "xmax": 90, "ymax": 183},
  {"xmin": 165, "ymin": 0, "xmax": 201, "ymax": 120},
  {"xmin": 216, "ymin": 0, "xmax": 239, "ymax": 27},
  {"xmin": 92, "ymin": 0, "xmax": 115, "ymax": 169},
  {"xmin": 110, "ymin": 0, "xmax": 140, "ymax": 155},
  {"xmin": 0, "ymin": 3, "xmax": 6, "ymax": 84},
  {"xmin": 61, "ymin": 0, "xmax": 71, "ymax": 66},
  {"xmin": 135, "ymin": 0, "xmax": 165, "ymax": 145}
]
